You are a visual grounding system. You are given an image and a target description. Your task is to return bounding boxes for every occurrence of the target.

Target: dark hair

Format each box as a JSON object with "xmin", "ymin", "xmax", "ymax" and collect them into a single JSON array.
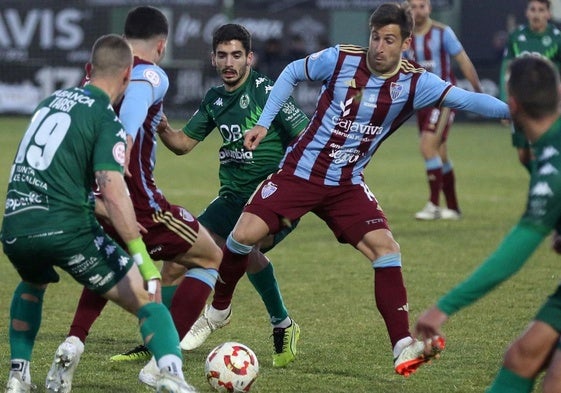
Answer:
[
  {"xmin": 369, "ymin": 2, "xmax": 414, "ymax": 40},
  {"xmin": 90, "ymin": 34, "xmax": 132, "ymax": 78},
  {"xmin": 124, "ymin": 6, "xmax": 168, "ymax": 39},
  {"xmin": 508, "ymin": 56, "xmax": 559, "ymax": 118},
  {"xmin": 528, "ymin": 0, "xmax": 551, "ymax": 9},
  {"xmin": 212, "ymin": 24, "xmax": 252, "ymax": 54}
]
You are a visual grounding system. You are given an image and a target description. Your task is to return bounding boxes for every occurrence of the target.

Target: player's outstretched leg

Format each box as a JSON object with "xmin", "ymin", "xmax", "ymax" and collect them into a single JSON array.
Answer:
[{"xmin": 180, "ymin": 304, "xmax": 231, "ymax": 350}]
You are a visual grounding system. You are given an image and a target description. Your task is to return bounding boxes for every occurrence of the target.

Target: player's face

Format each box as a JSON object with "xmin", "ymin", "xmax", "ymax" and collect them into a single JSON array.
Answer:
[
  {"xmin": 409, "ymin": 0, "xmax": 431, "ymax": 26},
  {"xmin": 212, "ymin": 40, "xmax": 253, "ymax": 91},
  {"xmin": 526, "ymin": 1, "xmax": 550, "ymax": 33},
  {"xmin": 368, "ymin": 24, "xmax": 411, "ymax": 74}
]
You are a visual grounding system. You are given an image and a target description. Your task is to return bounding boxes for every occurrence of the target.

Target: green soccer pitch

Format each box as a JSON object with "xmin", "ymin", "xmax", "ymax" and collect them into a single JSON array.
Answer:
[{"xmin": 0, "ymin": 116, "xmax": 554, "ymax": 392}]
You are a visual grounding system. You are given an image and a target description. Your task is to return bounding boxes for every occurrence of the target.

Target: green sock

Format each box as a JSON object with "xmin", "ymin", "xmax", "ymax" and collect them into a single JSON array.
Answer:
[
  {"xmin": 247, "ymin": 262, "xmax": 288, "ymax": 324},
  {"xmin": 161, "ymin": 285, "xmax": 178, "ymax": 309},
  {"xmin": 9, "ymin": 282, "xmax": 45, "ymax": 360},
  {"xmin": 486, "ymin": 366, "xmax": 534, "ymax": 393},
  {"xmin": 137, "ymin": 302, "xmax": 182, "ymax": 361}
]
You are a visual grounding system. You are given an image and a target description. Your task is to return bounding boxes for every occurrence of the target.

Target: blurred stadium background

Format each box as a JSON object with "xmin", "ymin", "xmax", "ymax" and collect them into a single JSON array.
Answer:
[{"xmin": 0, "ymin": 0, "xmax": 555, "ymax": 119}]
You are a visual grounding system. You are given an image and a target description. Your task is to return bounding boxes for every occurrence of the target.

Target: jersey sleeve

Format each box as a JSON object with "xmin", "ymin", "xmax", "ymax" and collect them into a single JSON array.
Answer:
[
  {"xmin": 412, "ymin": 71, "xmax": 454, "ymax": 109},
  {"xmin": 272, "ymin": 96, "xmax": 309, "ymax": 140},
  {"xmin": 182, "ymin": 101, "xmax": 216, "ymax": 142},
  {"xmin": 442, "ymin": 26, "xmax": 464, "ymax": 57},
  {"xmin": 93, "ymin": 108, "xmax": 126, "ymax": 174},
  {"xmin": 120, "ymin": 64, "xmax": 169, "ymax": 140}
]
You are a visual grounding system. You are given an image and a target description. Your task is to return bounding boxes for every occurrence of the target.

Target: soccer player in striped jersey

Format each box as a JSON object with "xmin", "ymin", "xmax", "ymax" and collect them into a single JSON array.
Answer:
[
  {"xmin": 500, "ymin": 0, "xmax": 561, "ymax": 171},
  {"xmin": 46, "ymin": 6, "xmax": 223, "ymax": 391},
  {"xmin": 416, "ymin": 56, "xmax": 561, "ymax": 393},
  {"xmin": 216, "ymin": 2, "xmax": 510, "ymax": 377},
  {"xmin": 406, "ymin": 0, "xmax": 482, "ymax": 220}
]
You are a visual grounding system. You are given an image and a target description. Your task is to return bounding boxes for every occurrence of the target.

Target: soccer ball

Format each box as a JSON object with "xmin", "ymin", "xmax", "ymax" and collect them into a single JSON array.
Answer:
[{"xmin": 205, "ymin": 342, "xmax": 259, "ymax": 392}]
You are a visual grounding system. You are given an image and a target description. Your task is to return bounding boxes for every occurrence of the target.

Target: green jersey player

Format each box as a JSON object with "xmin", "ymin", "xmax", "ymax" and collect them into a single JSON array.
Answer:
[
  {"xmin": 416, "ymin": 56, "xmax": 561, "ymax": 393},
  {"xmin": 1, "ymin": 34, "xmax": 194, "ymax": 393},
  {"xmin": 156, "ymin": 24, "xmax": 309, "ymax": 368},
  {"xmin": 499, "ymin": 0, "xmax": 561, "ymax": 170}
]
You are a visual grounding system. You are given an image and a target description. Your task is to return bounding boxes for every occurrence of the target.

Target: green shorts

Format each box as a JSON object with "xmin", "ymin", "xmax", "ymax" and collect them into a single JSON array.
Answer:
[
  {"xmin": 198, "ymin": 194, "xmax": 299, "ymax": 253},
  {"xmin": 2, "ymin": 225, "xmax": 133, "ymax": 294},
  {"xmin": 512, "ymin": 125, "xmax": 530, "ymax": 149}
]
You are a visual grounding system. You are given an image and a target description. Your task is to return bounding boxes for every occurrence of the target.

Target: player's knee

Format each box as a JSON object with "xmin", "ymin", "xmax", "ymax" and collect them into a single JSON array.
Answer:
[{"xmin": 503, "ymin": 340, "xmax": 541, "ymax": 377}]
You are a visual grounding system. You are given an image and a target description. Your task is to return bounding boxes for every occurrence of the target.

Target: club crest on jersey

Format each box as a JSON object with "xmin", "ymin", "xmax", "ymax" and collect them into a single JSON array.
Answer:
[
  {"xmin": 390, "ymin": 82, "xmax": 403, "ymax": 101},
  {"xmin": 143, "ymin": 69, "xmax": 161, "ymax": 87},
  {"xmin": 113, "ymin": 141, "xmax": 126, "ymax": 166},
  {"xmin": 239, "ymin": 93, "xmax": 250, "ymax": 109},
  {"xmin": 261, "ymin": 181, "xmax": 278, "ymax": 199}
]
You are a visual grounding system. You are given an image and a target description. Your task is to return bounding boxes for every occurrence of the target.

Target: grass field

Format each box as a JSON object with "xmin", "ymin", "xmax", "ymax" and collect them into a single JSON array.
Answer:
[{"xmin": 0, "ymin": 116, "xmax": 556, "ymax": 392}]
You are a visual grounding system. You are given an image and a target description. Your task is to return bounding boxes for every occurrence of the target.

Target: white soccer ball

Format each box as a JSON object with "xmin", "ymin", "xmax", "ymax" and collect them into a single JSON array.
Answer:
[{"xmin": 204, "ymin": 341, "xmax": 259, "ymax": 392}]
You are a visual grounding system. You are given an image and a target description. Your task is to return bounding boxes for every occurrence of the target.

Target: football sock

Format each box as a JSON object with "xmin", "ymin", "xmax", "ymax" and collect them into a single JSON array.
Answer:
[
  {"xmin": 157, "ymin": 354, "xmax": 185, "ymax": 380},
  {"xmin": 9, "ymin": 359, "xmax": 31, "ymax": 384},
  {"xmin": 170, "ymin": 268, "xmax": 218, "ymax": 338},
  {"xmin": 138, "ymin": 302, "xmax": 182, "ymax": 360},
  {"xmin": 425, "ymin": 156, "xmax": 443, "ymax": 206},
  {"xmin": 9, "ymin": 282, "xmax": 45, "ymax": 360},
  {"xmin": 247, "ymin": 262, "xmax": 289, "ymax": 325},
  {"xmin": 68, "ymin": 287, "xmax": 108, "ymax": 343},
  {"xmin": 212, "ymin": 235, "xmax": 252, "ymax": 310},
  {"xmin": 161, "ymin": 285, "xmax": 178, "ymax": 309},
  {"xmin": 207, "ymin": 305, "xmax": 231, "ymax": 321},
  {"xmin": 372, "ymin": 255, "xmax": 410, "ymax": 348},
  {"xmin": 442, "ymin": 162, "xmax": 459, "ymax": 212},
  {"xmin": 486, "ymin": 366, "xmax": 534, "ymax": 393}
]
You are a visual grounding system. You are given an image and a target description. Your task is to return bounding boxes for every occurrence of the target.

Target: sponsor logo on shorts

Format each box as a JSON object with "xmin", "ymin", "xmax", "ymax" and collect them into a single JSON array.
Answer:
[{"xmin": 261, "ymin": 181, "xmax": 278, "ymax": 199}]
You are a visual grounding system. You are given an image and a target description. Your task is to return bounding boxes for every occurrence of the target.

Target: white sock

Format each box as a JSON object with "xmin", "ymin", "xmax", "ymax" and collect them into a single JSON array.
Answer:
[
  {"xmin": 272, "ymin": 317, "xmax": 292, "ymax": 329},
  {"xmin": 207, "ymin": 305, "xmax": 231, "ymax": 321},
  {"xmin": 393, "ymin": 336, "xmax": 414, "ymax": 358},
  {"xmin": 158, "ymin": 354, "xmax": 185, "ymax": 380},
  {"xmin": 9, "ymin": 359, "xmax": 31, "ymax": 383}
]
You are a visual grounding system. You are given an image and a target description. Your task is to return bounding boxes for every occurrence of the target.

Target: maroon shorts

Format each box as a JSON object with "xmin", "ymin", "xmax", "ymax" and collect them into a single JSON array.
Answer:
[
  {"xmin": 416, "ymin": 106, "xmax": 455, "ymax": 142},
  {"xmin": 102, "ymin": 204, "xmax": 199, "ymax": 261},
  {"xmin": 245, "ymin": 171, "xmax": 390, "ymax": 246}
]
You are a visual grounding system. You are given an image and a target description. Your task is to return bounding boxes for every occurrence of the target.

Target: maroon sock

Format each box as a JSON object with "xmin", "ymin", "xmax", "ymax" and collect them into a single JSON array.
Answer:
[
  {"xmin": 170, "ymin": 276, "xmax": 214, "ymax": 338},
  {"xmin": 374, "ymin": 267, "xmax": 411, "ymax": 348},
  {"xmin": 68, "ymin": 287, "xmax": 108, "ymax": 343},
  {"xmin": 212, "ymin": 246, "xmax": 251, "ymax": 310},
  {"xmin": 443, "ymin": 170, "xmax": 459, "ymax": 211},
  {"xmin": 427, "ymin": 167, "xmax": 443, "ymax": 206}
]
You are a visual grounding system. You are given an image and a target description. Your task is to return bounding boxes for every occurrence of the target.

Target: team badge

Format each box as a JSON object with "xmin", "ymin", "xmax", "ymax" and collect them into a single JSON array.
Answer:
[
  {"xmin": 240, "ymin": 93, "xmax": 250, "ymax": 109},
  {"xmin": 113, "ymin": 141, "xmax": 126, "ymax": 166},
  {"xmin": 143, "ymin": 69, "xmax": 161, "ymax": 87},
  {"xmin": 261, "ymin": 181, "xmax": 278, "ymax": 199},
  {"xmin": 390, "ymin": 82, "xmax": 403, "ymax": 101},
  {"xmin": 543, "ymin": 36, "xmax": 552, "ymax": 46}
]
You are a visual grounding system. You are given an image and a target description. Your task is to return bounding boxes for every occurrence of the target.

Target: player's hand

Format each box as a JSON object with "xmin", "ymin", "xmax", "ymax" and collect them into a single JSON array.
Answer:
[
  {"xmin": 147, "ymin": 279, "xmax": 162, "ymax": 303},
  {"xmin": 156, "ymin": 113, "xmax": 169, "ymax": 135},
  {"xmin": 414, "ymin": 305, "xmax": 448, "ymax": 343},
  {"xmin": 137, "ymin": 221, "xmax": 148, "ymax": 235},
  {"xmin": 244, "ymin": 126, "xmax": 268, "ymax": 150}
]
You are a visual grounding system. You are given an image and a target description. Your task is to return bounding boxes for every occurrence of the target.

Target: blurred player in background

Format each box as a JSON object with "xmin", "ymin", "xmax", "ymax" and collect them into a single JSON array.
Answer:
[
  {"xmin": 2, "ymin": 34, "xmax": 194, "ymax": 393},
  {"xmin": 129, "ymin": 23, "xmax": 309, "ymax": 386},
  {"xmin": 416, "ymin": 55, "xmax": 561, "ymax": 393},
  {"xmin": 219, "ymin": 2, "xmax": 510, "ymax": 378},
  {"xmin": 499, "ymin": 0, "xmax": 561, "ymax": 171},
  {"xmin": 406, "ymin": 0, "xmax": 483, "ymax": 220},
  {"xmin": 46, "ymin": 6, "xmax": 223, "ymax": 392}
]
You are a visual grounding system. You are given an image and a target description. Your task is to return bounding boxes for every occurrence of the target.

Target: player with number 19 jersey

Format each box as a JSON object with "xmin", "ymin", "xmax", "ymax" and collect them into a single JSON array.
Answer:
[
  {"xmin": 1, "ymin": 85, "xmax": 126, "ymax": 237},
  {"xmin": 183, "ymin": 68, "xmax": 308, "ymax": 200}
]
